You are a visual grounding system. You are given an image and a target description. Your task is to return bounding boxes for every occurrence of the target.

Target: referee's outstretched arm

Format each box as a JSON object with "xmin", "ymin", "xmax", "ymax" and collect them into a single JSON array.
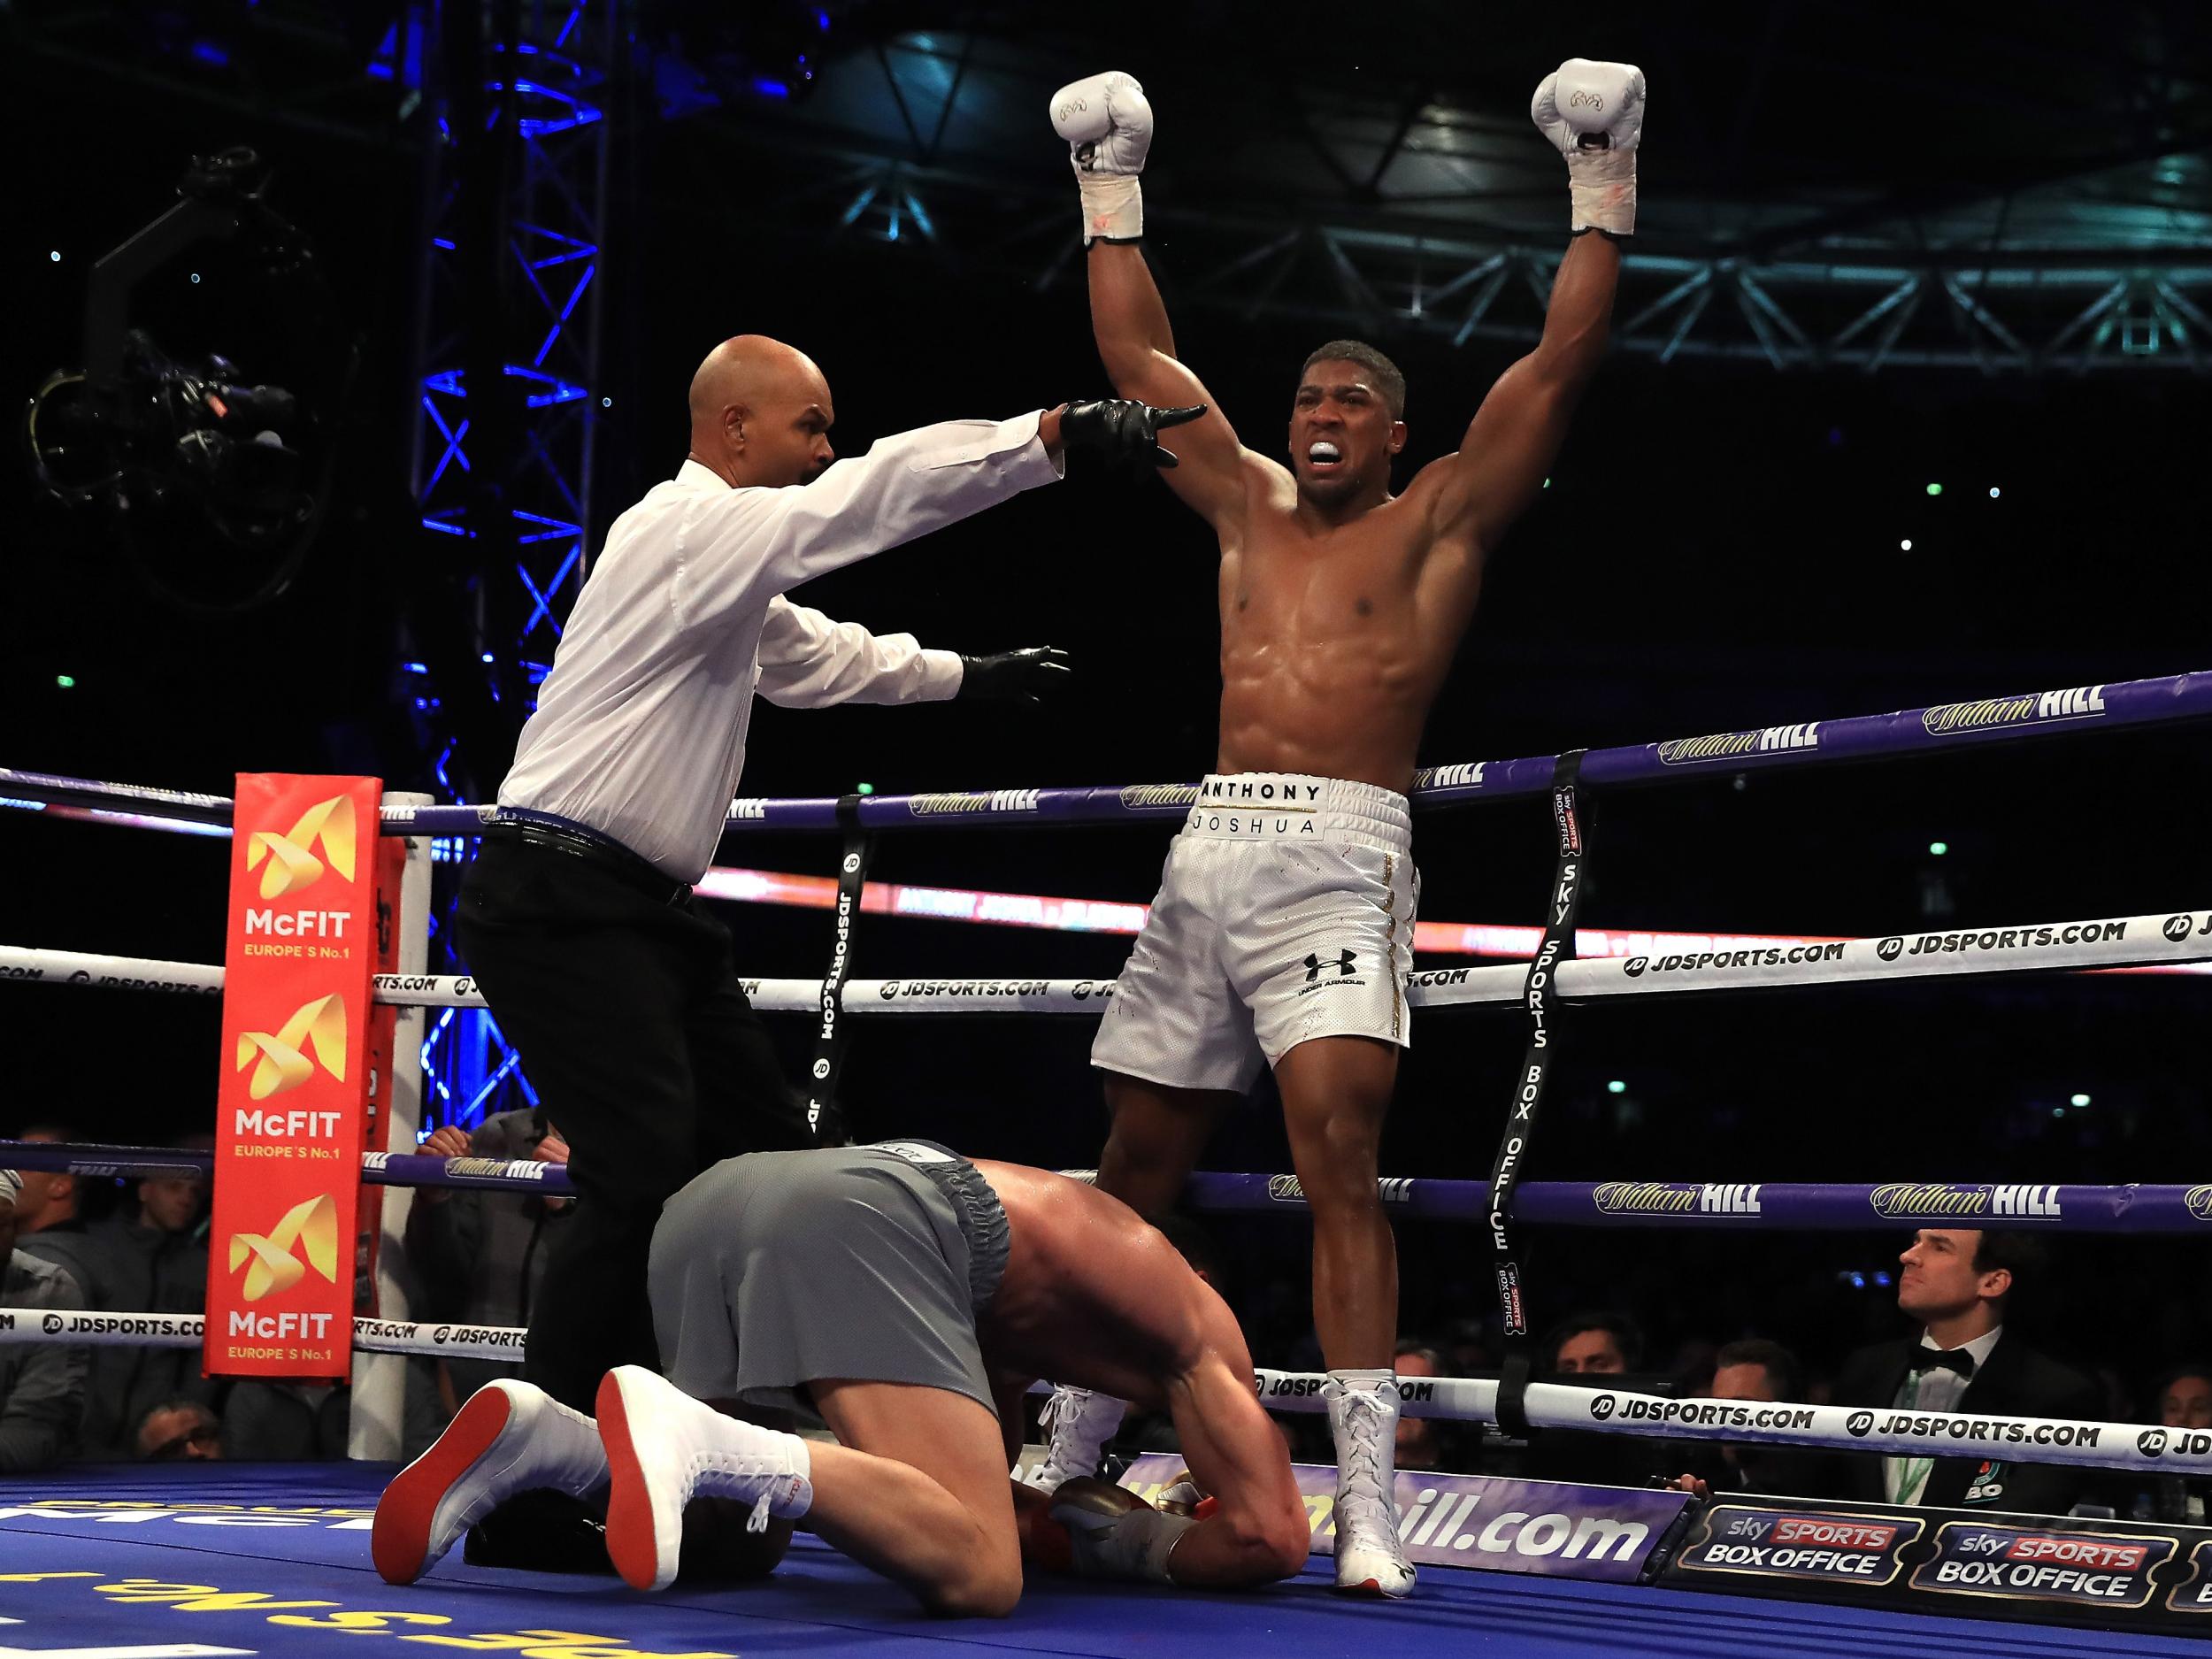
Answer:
[{"xmin": 680, "ymin": 410, "xmax": 1066, "ymax": 627}]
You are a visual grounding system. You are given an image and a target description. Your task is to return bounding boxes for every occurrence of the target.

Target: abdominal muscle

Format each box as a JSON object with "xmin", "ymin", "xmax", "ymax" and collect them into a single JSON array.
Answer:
[{"xmin": 1214, "ymin": 527, "xmax": 1448, "ymax": 792}]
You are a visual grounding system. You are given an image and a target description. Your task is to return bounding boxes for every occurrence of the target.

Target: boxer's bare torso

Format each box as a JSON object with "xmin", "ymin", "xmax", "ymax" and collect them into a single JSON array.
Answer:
[
  {"xmin": 1087, "ymin": 236, "xmax": 1620, "ymax": 797},
  {"xmin": 1217, "ymin": 449, "xmax": 1480, "ymax": 794},
  {"xmin": 971, "ymin": 1160, "xmax": 1232, "ymax": 1414},
  {"xmin": 969, "ymin": 1162, "xmax": 1308, "ymax": 1589}
]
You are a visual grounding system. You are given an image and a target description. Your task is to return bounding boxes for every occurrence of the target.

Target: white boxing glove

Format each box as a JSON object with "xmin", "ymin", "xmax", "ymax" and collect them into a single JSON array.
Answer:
[
  {"xmin": 1048, "ymin": 70, "xmax": 1153, "ymax": 245},
  {"xmin": 1531, "ymin": 58, "xmax": 1646, "ymax": 236}
]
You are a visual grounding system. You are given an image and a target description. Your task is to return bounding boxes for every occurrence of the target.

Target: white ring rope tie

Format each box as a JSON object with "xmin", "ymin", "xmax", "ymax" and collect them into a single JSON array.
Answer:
[
  {"xmin": 0, "ymin": 1311, "xmax": 2194, "ymax": 1479},
  {"xmin": 6, "ymin": 904, "xmax": 2212, "ymax": 1014}
]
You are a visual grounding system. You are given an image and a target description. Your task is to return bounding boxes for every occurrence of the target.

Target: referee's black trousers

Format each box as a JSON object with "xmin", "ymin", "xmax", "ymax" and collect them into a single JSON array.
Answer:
[{"xmin": 454, "ymin": 835, "xmax": 811, "ymax": 1412}]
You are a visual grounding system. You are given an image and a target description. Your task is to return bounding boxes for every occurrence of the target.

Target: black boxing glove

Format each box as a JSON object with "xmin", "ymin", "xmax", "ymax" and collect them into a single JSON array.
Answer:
[
  {"xmin": 1058, "ymin": 398, "xmax": 1205, "ymax": 472},
  {"xmin": 956, "ymin": 647, "xmax": 1072, "ymax": 703}
]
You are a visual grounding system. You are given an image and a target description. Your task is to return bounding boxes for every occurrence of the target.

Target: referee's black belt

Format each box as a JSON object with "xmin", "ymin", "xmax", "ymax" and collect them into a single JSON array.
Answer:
[{"xmin": 482, "ymin": 810, "xmax": 693, "ymax": 907}]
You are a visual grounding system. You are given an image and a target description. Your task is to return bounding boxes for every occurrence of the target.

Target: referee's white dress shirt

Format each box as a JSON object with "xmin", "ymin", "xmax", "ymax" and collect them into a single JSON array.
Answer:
[{"xmin": 500, "ymin": 411, "xmax": 1062, "ymax": 880}]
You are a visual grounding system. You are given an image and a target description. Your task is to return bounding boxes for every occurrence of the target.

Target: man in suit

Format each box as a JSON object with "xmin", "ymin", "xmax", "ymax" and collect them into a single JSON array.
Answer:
[
  {"xmin": 1669, "ymin": 1339, "xmax": 1846, "ymax": 1500},
  {"xmin": 1524, "ymin": 1312, "xmax": 1666, "ymax": 1489},
  {"xmin": 1832, "ymin": 1229, "xmax": 2099, "ymax": 1516},
  {"xmin": 2115, "ymin": 1364, "xmax": 2212, "ymax": 1524}
]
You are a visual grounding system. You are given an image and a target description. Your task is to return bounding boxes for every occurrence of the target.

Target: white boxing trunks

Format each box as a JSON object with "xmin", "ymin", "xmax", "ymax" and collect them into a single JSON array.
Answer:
[{"xmin": 1089, "ymin": 772, "xmax": 1417, "ymax": 1094}]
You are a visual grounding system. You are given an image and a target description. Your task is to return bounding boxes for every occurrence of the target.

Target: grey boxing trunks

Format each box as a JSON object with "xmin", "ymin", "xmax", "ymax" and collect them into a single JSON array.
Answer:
[{"xmin": 647, "ymin": 1140, "xmax": 1010, "ymax": 1417}]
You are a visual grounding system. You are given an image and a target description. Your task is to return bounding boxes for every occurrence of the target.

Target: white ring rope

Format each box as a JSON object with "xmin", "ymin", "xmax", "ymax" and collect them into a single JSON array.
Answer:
[
  {"xmin": 4, "ymin": 1311, "xmax": 2193, "ymax": 1477},
  {"xmin": 6, "ymin": 906, "xmax": 2212, "ymax": 1016},
  {"xmin": 1243, "ymin": 1371, "xmax": 2212, "ymax": 1484},
  {"xmin": 0, "ymin": 1309, "xmax": 526, "ymax": 1363},
  {"xmin": 1, "ymin": 949, "xmax": 223, "ymax": 995}
]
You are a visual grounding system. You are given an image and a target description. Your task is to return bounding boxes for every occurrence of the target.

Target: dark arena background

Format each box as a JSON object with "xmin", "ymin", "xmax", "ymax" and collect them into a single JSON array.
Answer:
[{"xmin": 4, "ymin": 2, "xmax": 2212, "ymax": 1653}]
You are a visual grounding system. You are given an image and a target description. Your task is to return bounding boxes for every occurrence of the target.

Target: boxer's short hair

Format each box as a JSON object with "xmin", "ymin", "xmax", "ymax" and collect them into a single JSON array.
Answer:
[{"xmin": 1300, "ymin": 341, "xmax": 1405, "ymax": 419}]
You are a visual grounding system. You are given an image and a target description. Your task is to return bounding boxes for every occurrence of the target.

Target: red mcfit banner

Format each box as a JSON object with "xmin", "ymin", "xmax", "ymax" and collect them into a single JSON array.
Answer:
[{"xmin": 206, "ymin": 774, "xmax": 381, "ymax": 1379}]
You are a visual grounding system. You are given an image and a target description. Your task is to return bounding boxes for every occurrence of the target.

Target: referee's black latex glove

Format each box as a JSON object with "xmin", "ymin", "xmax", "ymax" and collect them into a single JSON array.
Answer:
[
  {"xmin": 958, "ymin": 647, "xmax": 1073, "ymax": 703},
  {"xmin": 1059, "ymin": 398, "xmax": 1205, "ymax": 472}
]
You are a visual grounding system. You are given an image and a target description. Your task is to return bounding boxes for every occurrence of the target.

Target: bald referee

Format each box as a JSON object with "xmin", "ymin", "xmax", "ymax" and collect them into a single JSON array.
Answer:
[{"xmin": 452, "ymin": 336, "xmax": 1196, "ymax": 1562}]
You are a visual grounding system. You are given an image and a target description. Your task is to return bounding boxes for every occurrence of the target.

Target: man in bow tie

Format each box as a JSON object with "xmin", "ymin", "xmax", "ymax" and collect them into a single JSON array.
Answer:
[{"xmin": 1832, "ymin": 1229, "xmax": 2099, "ymax": 1515}]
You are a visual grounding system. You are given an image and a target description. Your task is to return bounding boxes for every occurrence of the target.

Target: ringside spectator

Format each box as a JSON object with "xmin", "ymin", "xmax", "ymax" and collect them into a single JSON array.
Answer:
[
  {"xmin": 1522, "ymin": 1311, "xmax": 1664, "ymax": 1489},
  {"xmin": 1, "ymin": 1169, "xmax": 88, "ymax": 1471},
  {"xmin": 68, "ymin": 1156, "xmax": 212, "ymax": 1460},
  {"xmin": 404, "ymin": 1110, "xmax": 574, "ymax": 1417},
  {"xmin": 1668, "ymin": 1339, "xmax": 1843, "ymax": 1501},
  {"xmin": 1832, "ymin": 1229, "xmax": 2097, "ymax": 1516},
  {"xmin": 1394, "ymin": 1339, "xmax": 1464, "ymax": 1473},
  {"xmin": 136, "ymin": 1398, "xmax": 223, "ymax": 1462},
  {"xmin": 2117, "ymin": 1365, "xmax": 2212, "ymax": 1524}
]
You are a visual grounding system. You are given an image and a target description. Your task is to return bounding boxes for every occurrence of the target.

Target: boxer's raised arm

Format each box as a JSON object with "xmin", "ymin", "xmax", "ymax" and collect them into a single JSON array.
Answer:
[
  {"xmin": 1424, "ymin": 230, "xmax": 1620, "ymax": 561},
  {"xmin": 1420, "ymin": 60, "xmax": 1640, "ymax": 589},
  {"xmin": 1054, "ymin": 71, "xmax": 1248, "ymax": 531}
]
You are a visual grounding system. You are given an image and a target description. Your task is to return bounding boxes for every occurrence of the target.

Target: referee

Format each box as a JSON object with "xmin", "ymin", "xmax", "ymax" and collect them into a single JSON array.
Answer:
[{"xmin": 455, "ymin": 334, "xmax": 1194, "ymax": 1430}]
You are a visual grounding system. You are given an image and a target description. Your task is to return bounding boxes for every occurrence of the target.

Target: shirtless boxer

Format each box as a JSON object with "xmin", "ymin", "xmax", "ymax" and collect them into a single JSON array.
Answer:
[
  {"xmin": 373, "ymin": 1141, "xmax": 1310, "ymax": 1616},
  {"xmin": 1033, "ymin": 60, "xmax": 1644, "ymax": 1595}
]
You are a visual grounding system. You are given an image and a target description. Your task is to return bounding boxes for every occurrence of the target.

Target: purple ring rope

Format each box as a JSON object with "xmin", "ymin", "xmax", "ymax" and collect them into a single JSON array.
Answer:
[
  {"xmin": 12, "ymin": 1142, "xmax": 2210, "ymax": 1232},
  {"xmin": 1182, "ymin": 1172, "xmax": 2210, "ymax": 1231},
  {"xmin": 4, "ymin": 671, "xmax": 2203, "ymax": 836}
]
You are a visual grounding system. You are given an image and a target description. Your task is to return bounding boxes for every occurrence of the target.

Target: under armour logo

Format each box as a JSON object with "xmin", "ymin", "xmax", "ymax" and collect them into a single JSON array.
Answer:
[{"xmin": 1304, "ymin": 949, "xmax": 1357, "ymax": 981}]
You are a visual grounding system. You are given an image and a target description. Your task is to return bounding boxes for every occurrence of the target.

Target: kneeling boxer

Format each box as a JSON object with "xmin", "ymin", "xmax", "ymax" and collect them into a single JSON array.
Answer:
[{"xmin": 373, "ymin": 1141, "xmax": 1310, "ymax": 1616}]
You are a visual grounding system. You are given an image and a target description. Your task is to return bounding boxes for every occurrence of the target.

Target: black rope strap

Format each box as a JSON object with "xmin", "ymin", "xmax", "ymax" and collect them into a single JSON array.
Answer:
[{"xmin": 1488, "ymin": 750, "xmax": 1588, "ymax": 1438}]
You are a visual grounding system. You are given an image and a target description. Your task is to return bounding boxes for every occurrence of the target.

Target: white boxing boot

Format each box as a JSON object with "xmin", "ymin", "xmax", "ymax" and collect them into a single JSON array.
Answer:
[
  {"xmin": 595, "ymin": 1365, "xmax": 813, "ymax": 1593},
  {"xmin": 1325, "ymin": 1370, "xmax": 1416, "ymax": 1598},
  {"xmin": 1021, "ymin": 1383, "xmax": 1128, "ymax": 1492},
  {"xmin": 372, "ymin": 1379, "xmax": 609, "ymax": 1586}
]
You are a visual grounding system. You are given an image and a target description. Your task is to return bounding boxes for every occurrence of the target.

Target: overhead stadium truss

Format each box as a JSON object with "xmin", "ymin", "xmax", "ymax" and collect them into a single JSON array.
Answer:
[
  {"xmin": 12, "ymin": 2, "xmax": 2209, "ymax": 379},
  {"xmin": 681, "ymin": 16, "xmax": 2212, "ymax": 378}
]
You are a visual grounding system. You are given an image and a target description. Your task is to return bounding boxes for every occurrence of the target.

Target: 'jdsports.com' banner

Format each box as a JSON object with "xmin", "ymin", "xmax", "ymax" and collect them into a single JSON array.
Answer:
[{"xmin": 204, "ymin": 776, "xmax": 381, "ymax": 1379}]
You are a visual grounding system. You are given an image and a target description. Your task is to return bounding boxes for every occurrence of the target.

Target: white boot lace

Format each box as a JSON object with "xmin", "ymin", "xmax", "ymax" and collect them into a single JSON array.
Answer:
[
  {"xmin": 1335, "ymin": 1389, "xmax": 1389, "ymax": 1499},
  {"xmin": 692, "ymin": 1448, "xmax": 802, "ymax": 1533},
  {"xmin": 1035, "ymin": 1385, "xmax": 1115, "ymax": 1486}
]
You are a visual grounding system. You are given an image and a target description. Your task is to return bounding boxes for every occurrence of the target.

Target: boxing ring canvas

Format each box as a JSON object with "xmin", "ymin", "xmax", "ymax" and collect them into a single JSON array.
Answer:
[{"xmin": 7, "ymin": 1464, "xmax": 2207, "ymax": 1659}]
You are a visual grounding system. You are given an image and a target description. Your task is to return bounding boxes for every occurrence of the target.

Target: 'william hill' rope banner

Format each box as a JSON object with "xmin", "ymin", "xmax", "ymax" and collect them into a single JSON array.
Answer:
[
  {"xmin": 205, "ymin": 776, "xmax": 382, "ymax": 1380},
  {"xmin": 26, "ymin": 1141, "xmax": 2212, "ymax": 1235},
  {"xmin": 6, "ymin": 676, "xmax": 2209, "ymax": 838}
]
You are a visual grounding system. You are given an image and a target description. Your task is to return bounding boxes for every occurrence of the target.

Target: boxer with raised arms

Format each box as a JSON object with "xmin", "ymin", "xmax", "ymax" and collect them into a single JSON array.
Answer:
[{"xmin": 1032, "ymin": 58, "xmax": 1644, "ymax": 1596}]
